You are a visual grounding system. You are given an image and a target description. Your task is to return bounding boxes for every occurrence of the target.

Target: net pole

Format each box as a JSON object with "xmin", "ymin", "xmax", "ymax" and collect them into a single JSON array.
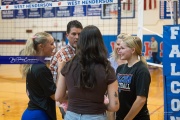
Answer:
[
  {"xmin": 169, "ymin": 0, "xmax": 174, "ymax": 23},
  {"xmin": 117, "ymin": 0, "xmax": 122, "ymax": 35},
  {"xmin": 137, "ymin": 0, "xmax": 144, "ymax": 41},
  {"xmin": 173, "ymin": 0, "xmax": 178, "ymax": 24}
]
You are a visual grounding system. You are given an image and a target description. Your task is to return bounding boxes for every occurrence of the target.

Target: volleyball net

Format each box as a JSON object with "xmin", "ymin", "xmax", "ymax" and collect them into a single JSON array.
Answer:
[{"xmin": 0, "ymin": 0, "xmax": 177, "ymax": 68}]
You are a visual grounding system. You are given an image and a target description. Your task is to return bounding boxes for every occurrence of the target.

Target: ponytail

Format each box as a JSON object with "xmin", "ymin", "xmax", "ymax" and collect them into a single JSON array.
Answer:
[
  {"xmin": 20, "ymin": 32, "xmax": 51, "ymax": 78},
  {"xmin": 20, "ymin": 38, "xmax": 36, "ymax": 78},
  {"xmin": 140, "ymin": 55, "xmax": 148, "ymax": 67}
]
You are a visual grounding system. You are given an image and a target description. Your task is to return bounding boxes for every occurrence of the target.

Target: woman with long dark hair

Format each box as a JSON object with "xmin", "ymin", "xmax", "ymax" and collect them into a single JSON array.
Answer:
[{"xmin": 55, "ymin": 25, "xmax": 119, "ymax": 120}]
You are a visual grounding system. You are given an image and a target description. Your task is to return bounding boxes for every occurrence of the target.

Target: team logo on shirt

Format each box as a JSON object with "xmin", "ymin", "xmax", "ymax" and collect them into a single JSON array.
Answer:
[{"xmin": 117, "ymin": 73, "xmax": 132, "ymax": 92}]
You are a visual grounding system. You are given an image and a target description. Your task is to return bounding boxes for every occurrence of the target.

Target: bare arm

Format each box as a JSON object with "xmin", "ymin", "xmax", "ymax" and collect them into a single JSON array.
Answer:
[
  {"xmin": 56, "ymin": 60, "xmax": 66, "ymax": 85},
  {"xmin": 55, "ymin": 60, "xmax": 67, "ymax": 102},
  {"xmin": 106, "ymin": 80, "xmax": 119, "ymax": 112},
  {"xmin": 124, "ymin": 96, "xmax": 147, "ymax": 120},
  {"xmin": 55, "ymin": 72, "xmax": 67, "ymax": 102}
]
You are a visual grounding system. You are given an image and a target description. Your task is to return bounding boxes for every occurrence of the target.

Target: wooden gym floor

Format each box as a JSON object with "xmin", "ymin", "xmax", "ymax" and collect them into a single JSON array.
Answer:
[{"xmin": 0, "ymin": 65, "xmax": 164, "ymax": 120}]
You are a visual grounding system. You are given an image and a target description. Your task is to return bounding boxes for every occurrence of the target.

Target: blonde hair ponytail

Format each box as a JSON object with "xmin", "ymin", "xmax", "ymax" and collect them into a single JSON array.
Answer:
[
  {"xmin": 20, "ymin": 32, "xmax": 51, "ymax": 78},
  {"xmin": 20, "ymin": 38, "xmax": 36, "ymax": 78},
  {"xmin": 140, "ymin": 55, "xmax": 148, "ymax": 67}
]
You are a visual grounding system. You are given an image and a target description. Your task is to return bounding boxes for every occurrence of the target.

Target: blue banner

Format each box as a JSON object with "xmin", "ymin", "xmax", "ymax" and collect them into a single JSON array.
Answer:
[
  {"xmin": 0, "ymin": 56, "xmax": 47, "ymax": 64},
  {"xmin": 14, "ymin": 0, "xmax": 27, "ymax": 18},
  {"xmin": 27, "ymin": 0, "xmax": 42, "ymax": 18},
  {"xmin": 86, "ymin": 4, "xmax": 101, "ymax": 16},
  {"xmin": 42, "ymin": 0, "xmax": 55, "ymax": 18},
  {"xmin": 163, "ymin": 25, "xmax": 180, "ymax": 120},
  {"xmin": 55, "ymin": 6, "xmax": 71, "ymax": 17},
  {"xmin": 71, "ymin": 5, "xmax": 86, "ymax": 17},
  {"xmin": 1, "ymin": 0, "xmax": 14, "ymax": 19}
]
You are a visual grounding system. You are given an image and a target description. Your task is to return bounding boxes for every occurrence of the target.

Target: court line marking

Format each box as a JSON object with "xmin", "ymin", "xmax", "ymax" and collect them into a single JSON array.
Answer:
[{"xmin": 149, "ymin": 105, "xmax": 164, "ymax": 115}]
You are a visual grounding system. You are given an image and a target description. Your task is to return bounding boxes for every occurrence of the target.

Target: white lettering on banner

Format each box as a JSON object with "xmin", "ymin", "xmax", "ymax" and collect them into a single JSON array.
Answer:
[
  {"xmin": 28, "ymin": 3, "xmax": 53, "ymax": 9},
  {"xmin": 171, "ymin": 81, "xmax": 180, "ymax": 94},
  {"xmin": 171, "ymin": 63, "xmax": 180, "ymax": 76},
  {"xmin": 2, "ymin": 10, "xmax": 13, "ymax": 14},
  {"xmin": 81, "ymin": 0, "xmax": 113, "ymax": 5},
  {"xmin": 169, "ymin": 45, "xmax": 180, "ymax": 57},
  {"xmin": 170, "ymin": 116, "xmax": 180, "ymax": 120},
  {"xmin": 13, "ymin": 2, "xmax": 53, "ymax": 9},
  {"xmin": 171, "ymin": 27, "xmax": 180, "ymax": 39},
  {"xmin": 171, "ymin": 99, "xmax": 180, "ymax": 111},
  {"xmin": 14, "ymin": 4, "xmax": 25, "ymax": 9},
  {"xmin": 67, "ymin": 1, "xmax": 80, "ymax": 6},
  {"xmin": 0, "ymin": 0, "xmax": 117, "ymax": 10},
  {"xmin": 166, "ymin": 26, "xmax": 180, "ymax": 120},
  {"xmin": 67, "ymin": 0, "xmax": 114, "ymax": 6}
]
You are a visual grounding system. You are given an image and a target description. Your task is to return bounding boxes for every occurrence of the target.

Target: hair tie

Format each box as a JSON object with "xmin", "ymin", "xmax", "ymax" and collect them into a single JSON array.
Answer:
[{"xmin": 32, "ymin": 36, "xmax": 37, "ymax": 41}]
